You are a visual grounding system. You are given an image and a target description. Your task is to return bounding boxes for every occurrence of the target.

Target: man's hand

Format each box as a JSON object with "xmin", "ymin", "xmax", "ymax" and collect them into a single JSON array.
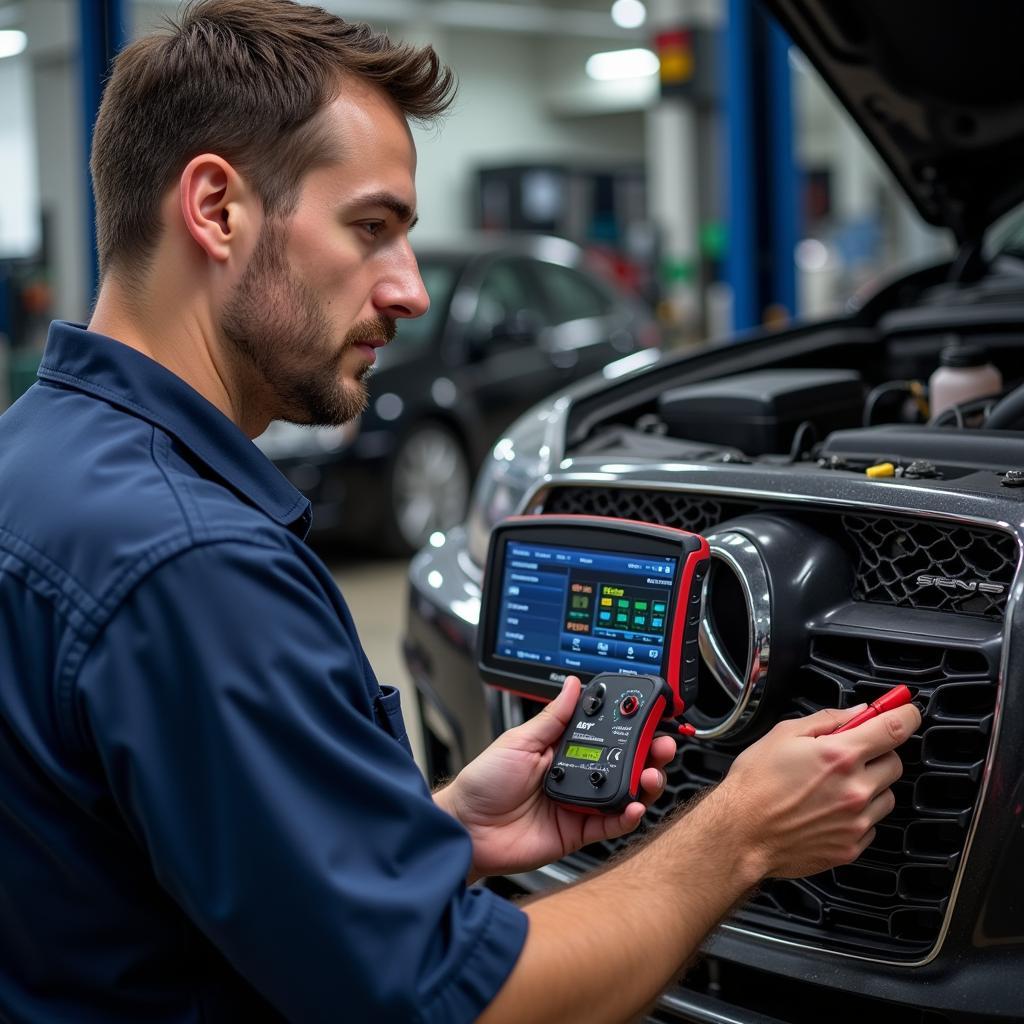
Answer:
[
  {"xmin": 713, "ymin": 700, "xmax": 923, "ymax": 879},
  {"xmin": 434, "ymin": 676, "xmax": 676, "ymax": 881},
  {"xmin": 478, "ymin": 696, "xmax": 922, "ymax": 1024}
]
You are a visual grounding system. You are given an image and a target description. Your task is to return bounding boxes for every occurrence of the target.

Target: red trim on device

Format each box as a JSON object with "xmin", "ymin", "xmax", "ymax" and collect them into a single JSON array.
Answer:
[
  {"xmin": 628, "ymin": 694, "xmax": 667, "ymax": 797},
  {"xmin": 494, "ymin": 515, "xmax": 709, "ymax": 717},
  {"xmin": 666, "ymin": 540, "xmax": 710, "ymax": 716},
  {"xmin": 555, "ymin": 801, "xmax": 604, "ymax": 816}
]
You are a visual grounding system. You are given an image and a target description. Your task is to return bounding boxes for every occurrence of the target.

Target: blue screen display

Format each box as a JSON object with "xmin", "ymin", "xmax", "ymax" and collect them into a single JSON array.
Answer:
[{"xmin": 493, "ymin": 539, "xmax": 677, "ymax": 678}]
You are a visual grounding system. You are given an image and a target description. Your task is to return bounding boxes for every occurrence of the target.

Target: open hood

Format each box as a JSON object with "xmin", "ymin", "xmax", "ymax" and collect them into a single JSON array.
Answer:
[{"xmin": 763, "ymin": 0, "xmax": 1024, "ymax": 243}]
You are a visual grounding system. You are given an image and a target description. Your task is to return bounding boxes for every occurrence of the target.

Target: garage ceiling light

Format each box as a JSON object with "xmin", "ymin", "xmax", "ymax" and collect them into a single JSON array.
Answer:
[
  {"xmin": 611, "ymin": 0, "xmax": 646, "ymax": 30},
  {"xmin": 586, "ymin": 47, "xmax": 659, "ymax": 81},
  {"xmin": 0, "ymin": 30, "xmax": 27, "ymax": 59}
]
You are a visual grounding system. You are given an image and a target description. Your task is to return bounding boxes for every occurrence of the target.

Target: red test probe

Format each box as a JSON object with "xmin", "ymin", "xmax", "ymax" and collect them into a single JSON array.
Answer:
[{"xmin": 831, "ymin": 684, "xmax": 913, "ymax": 734}]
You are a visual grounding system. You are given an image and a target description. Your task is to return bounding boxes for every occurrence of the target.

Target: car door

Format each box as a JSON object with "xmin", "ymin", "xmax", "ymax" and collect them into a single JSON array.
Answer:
[
  {"xmin": 452, "ymin": 256, "xmax": 555, "ymax": 443},
  {"xmin": 525, "ymin": 259, "xmax": 638, "ymax": 381}
]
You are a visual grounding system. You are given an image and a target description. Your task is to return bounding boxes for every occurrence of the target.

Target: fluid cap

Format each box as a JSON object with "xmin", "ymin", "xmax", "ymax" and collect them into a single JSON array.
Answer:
[{"xmin": 939, "ymin": 343, "xmax": 990, "ymax": 368}]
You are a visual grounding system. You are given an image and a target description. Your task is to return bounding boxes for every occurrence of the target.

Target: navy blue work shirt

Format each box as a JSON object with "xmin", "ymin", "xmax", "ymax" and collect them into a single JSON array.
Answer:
[{"xmin": 0, "ymin": 321, "xmax": 527, "ymax": 1023}]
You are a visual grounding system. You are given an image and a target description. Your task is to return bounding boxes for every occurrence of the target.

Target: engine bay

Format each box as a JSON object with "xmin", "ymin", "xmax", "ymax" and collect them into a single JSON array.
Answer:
[{"xmin": 569, "ymin": 313, "xmax": 1024, "ymax": 494}]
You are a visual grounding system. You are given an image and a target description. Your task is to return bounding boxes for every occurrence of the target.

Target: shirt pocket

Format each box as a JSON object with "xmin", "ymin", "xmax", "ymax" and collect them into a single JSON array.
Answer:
[{"xmin": 372, "ymin": 684, "xmax": 413, "ymax": 758}]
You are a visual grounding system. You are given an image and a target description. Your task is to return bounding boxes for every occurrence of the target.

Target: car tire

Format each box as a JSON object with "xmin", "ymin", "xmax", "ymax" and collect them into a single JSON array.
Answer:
[{"xmin": 383, "ymin": 422, "xmax": 471, "ymax": 556}]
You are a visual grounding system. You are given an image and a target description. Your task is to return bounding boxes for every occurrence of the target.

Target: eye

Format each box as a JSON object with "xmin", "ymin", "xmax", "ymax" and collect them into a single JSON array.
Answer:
[{"xmin": 360, "ymin": 220, "xmax": 386, "ymax": 239}]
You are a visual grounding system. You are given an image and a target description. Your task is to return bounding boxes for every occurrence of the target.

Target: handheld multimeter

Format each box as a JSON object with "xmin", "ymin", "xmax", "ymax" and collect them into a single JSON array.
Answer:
[{"xmin": 477, "ymin": 515, "xmax": 710, "ymax": 814}]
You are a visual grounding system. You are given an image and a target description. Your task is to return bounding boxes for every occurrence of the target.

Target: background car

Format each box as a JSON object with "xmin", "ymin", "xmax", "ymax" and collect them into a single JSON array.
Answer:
[
  {"xmin": 255, "ymin": 234, "xmax": 659, "ymax": 554},
  {"xmin": 403, "ymin": 3, "xmax": 1024, "ymax": 1022}
]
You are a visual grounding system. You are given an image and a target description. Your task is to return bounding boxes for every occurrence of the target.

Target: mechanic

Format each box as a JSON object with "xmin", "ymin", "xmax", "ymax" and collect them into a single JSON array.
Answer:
[{"xmin": 0, "ymin": 2, "xmax": 921, "ymax": 1022}]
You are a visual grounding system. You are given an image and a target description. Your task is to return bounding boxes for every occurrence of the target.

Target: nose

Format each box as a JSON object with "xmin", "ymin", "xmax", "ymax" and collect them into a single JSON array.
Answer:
[{"xmin": 374, "ymin": 247, "xmax": 430, "ymax": 321}]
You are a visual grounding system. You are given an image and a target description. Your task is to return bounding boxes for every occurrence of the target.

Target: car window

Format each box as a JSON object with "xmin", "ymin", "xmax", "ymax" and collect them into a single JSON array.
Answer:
[
  {"xmin": 470, "ymin": 259, "xmax": 543, "ymax": 337},
  {"xmin": 380, "ymin": 260, "xmax": 459, "ymax": 362},
  {"xmin": 534, "ymin": 261, "xmax": 614, "ymax": 325}
]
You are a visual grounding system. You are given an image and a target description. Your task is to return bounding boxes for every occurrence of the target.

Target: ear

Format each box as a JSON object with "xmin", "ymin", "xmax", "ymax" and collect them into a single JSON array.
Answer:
[{"xmin": 178, "ymin": 154, "xmax": 256, "ymax": 263}]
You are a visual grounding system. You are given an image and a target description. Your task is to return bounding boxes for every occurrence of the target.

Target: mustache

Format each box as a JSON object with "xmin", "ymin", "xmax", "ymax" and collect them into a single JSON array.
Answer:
[{"xmin": 345, "ymin": 316, "xmax": 397, "ymax": 346}]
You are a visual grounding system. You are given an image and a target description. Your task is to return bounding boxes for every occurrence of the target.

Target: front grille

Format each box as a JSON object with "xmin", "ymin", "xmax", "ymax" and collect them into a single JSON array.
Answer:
[
  {"xmin": 539, "ymin": 484, "xmax": 1011, "ymax": 959},
  {"xmin": 542, "ymin": 486, "xmax": 1017, "ymax": 620},
  {"xmin": 844, "ymin": 515, "xmax": 1016, "ymax": 619},
  {"xmin": 568, "ymin": 631, "xmax": 997, "ymax": 959},
  {"xmin": 542, "ymin": 486, "xmax": 749, "ymax": 536}
]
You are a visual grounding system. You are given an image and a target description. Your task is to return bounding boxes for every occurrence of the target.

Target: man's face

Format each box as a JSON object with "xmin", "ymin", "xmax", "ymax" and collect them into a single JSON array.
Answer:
[{"xmin": 221, "ymin": 81, "xmax": 428, "ymax": 426}]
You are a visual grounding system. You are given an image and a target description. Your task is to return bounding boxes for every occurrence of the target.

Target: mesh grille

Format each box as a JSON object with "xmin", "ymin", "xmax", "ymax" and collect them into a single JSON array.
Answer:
[
  {"xmin": 567, "ymin": 634, "xmax": 996, "ymax": 958},
  {"xmin": 541, "ymin": 486, "xmax": 747, "ymax": 536},
  {"xmin": 542, "ymin": 487, "xmax": 1017, "ymax": 620},
  {"xmin": 844, "ymin": 515, "xmax": 1016, "ymax": 618},
  {"xmin": 537, "ymin": 485, "xmax": 1012, "ymax": 958}
]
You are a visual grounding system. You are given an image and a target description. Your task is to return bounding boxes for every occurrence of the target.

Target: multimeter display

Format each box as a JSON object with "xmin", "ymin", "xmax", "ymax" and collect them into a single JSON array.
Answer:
[
  {"xmin": 491, "ymin": 539, "xmax": 678, "ymax": 678},
  {"xmin": 565, "ymin": 743, "xmax": 603, "ymax": 761}
]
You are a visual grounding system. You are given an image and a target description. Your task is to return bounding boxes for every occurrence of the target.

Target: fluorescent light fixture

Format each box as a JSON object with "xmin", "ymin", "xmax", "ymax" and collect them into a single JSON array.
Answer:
[
  {"xmin": 0, "ymin": 30, "xmax": 27, "ymax": 59},
  {"xmin": 611, "ymin": 0, "xmax": 646, "ymax": 29},
  {"xmin": 586, "ymin": 47, "xmax": 659, "ymax": 81}
]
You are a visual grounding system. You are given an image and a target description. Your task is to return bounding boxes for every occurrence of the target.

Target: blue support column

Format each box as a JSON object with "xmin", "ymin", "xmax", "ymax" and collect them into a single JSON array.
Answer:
[
  {"xmin": 723, "ymin": 0, "xmax": 798, "ymax": 331},
  {"xmin": 78, "ymin": 0, "xmax": 127, "ymax": 303},
  {"xmin": 766, "ymin": 18, "xmax": 797, "ymax": 321},
  {"xmin": 723, "ymin": 0, "xmax": 756, "ymax": 332}
]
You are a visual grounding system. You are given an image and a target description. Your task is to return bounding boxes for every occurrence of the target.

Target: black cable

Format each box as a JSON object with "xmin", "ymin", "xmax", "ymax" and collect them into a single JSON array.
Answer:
[
  {"xmin": 863, "ymin": 380, "xmax": 924, "ymax": 427},
  {"xmin": 787, "ymin": 420, "xmax": 817, "ymax": 463},
  {"xmin": 984, "ymin": 383, "xmax": 1024, "ymax": 430},
  {"xmin": 934, "ymin": 402, "xmax": 965, "ymax": 429}
]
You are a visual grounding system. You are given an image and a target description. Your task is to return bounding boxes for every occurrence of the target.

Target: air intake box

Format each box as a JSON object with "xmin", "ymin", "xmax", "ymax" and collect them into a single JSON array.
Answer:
[{"xmin": 657, "ymin": 369, "xmax": 863, "ymax": 455}]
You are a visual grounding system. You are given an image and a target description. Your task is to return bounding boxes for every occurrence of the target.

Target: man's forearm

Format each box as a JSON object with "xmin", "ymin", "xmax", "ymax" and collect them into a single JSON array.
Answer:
[{"xmin": 478, "ymin": 787, "xmax": 762, "ymax": 1024}]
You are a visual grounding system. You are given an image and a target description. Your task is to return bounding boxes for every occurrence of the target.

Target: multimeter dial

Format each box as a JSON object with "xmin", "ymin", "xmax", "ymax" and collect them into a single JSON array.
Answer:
[{"xmin": 614, "ymin": 688, "xmax": 645, "ymax": 720}]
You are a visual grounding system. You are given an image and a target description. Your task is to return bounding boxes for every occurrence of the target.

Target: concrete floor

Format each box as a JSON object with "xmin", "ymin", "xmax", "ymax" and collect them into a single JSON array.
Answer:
[{"xmin": 329, "ymin": 555, "xmax": 426, "ymax": 771}]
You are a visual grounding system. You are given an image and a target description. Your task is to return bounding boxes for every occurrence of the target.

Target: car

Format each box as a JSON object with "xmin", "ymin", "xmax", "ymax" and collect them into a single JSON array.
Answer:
[
  {"xmin": 402, "ymin": 3, "xmax": 1024, "ymax": 1022},
  {"xmin": 254, "ymin": 234, "xmax": 659, "ymax": 554}
]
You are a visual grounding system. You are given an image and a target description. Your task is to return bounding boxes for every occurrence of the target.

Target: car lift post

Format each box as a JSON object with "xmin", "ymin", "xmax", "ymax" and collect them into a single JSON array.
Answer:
[
  {"xmin": 724, "ymin": 0, "xmax": 798, "ymax": 331},
  {"xmin": 77, "ymin": 0, "xmax": 126, "ymax": 305}
]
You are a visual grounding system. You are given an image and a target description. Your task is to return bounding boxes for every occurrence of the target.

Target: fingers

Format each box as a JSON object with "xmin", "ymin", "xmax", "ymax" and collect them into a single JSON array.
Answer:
[
  {"xmin": 862, "ymin": 750, "xmax": 903, "ymax": 798},
  {"xmin": 851, "ymin": 827, "xmax": 877, "ymax": 861},
  {"xmin": 795, "ymin": 704, "xmax": 868, "ymax": 737},
  {"xmin": 864, "ymin": 786, "xmax": 897, "ymax": 827},
  {"xmin": 647, "ymin": 735, "xmax": 677, "ymax": 770},
  {"xmin": 519, "ymin": 676, "xmax": 582, "ymax": 751},
  {"xmin": 841, "ymin": 704, "xmax": 922, "ymax": 760},
  {"xmin": 636, "ymin": 736, "xmax": 677, "ymax": 805},
  {"xmin": 639, "ymin": 766, "xmax": 666, "ymax": 803},
  {"xmin": 587, "ymin": 801, "xmax": 646, "ymax": 845}
]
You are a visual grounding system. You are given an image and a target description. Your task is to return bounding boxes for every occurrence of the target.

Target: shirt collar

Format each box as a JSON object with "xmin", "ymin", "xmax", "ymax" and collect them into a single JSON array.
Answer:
[{"xmin": 37, "ymin": 321, "xmax": 312, "ymax": 537}]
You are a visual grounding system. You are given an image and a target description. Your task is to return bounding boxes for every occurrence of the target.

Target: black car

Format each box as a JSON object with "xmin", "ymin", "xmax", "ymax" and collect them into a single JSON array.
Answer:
[
  {"xmin": 255, "ymin": 234, "xmax": 659, "ymax": 554},
  {"xmin": 404, "ymin": 3, "xmax": 1024, "ymax": 1022}
]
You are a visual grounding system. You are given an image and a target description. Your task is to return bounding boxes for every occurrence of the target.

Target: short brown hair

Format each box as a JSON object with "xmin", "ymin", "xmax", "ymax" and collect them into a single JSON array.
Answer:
[{"xmin": 90, "ymin": 0, "xmax": 455, "ymax": 282}]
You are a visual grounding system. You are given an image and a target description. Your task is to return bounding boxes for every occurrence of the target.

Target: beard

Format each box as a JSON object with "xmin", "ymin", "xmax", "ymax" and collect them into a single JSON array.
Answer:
[{"xmin": 221, "ymin": 219, "xmax": 395, "ymax": 426}]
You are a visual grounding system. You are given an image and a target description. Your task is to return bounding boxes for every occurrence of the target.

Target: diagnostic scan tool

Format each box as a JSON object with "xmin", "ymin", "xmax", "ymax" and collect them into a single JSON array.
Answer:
[{"xmin": 478, "ymin": 515, "xmax": 710, "ymax": 813}]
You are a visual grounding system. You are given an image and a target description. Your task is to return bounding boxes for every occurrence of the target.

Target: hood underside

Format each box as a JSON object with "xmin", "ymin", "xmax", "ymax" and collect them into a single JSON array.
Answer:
[{"xmin": 763, "ymin": 0, "xmax": 1024, "ymax": 242}]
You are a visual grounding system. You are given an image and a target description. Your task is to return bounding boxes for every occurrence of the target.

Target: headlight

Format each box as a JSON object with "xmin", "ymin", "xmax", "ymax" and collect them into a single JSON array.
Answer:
[{"xmin": 465, "ymin": 396, "xmax": 569, "ymax": 566}]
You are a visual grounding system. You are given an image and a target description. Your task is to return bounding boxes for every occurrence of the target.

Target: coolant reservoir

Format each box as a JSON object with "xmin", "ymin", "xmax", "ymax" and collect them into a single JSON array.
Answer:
[{"xmin": 929, "ymin": 344, "xmax": 1002, "ymax": 421}]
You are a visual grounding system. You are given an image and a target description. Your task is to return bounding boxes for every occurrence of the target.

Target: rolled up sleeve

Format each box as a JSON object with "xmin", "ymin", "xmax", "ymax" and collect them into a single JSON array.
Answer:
[{"xmin": 75, "ymin": 538, "xmax": 527, "ymax": 1023}]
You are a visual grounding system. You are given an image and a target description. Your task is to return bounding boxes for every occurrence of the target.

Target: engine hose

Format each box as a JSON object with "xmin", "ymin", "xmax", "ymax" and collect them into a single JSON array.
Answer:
[{"xmin": 983, "ymin": 383, "xmax": 1024, "ymax": 430}]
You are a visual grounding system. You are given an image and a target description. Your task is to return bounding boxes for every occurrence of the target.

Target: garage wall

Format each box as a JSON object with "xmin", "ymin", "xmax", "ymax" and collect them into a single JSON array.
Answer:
[
  {"xmin": 413, "ymin": 27, "xmax": 646, "ymax": 241},
  {"xmin": 19, "ymin": 0, "xmax": 88, "ymax": 324},
  {"xmin": 28, "ymin": 1, "xmax": 647, "ymax": 316}
]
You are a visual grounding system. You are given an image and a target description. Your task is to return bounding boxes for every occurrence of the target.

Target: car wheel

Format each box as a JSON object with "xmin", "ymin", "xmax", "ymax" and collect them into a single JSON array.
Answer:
[{"xmin": 385, "ymin": 422, "xmax": 471, "ymax": 555}]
